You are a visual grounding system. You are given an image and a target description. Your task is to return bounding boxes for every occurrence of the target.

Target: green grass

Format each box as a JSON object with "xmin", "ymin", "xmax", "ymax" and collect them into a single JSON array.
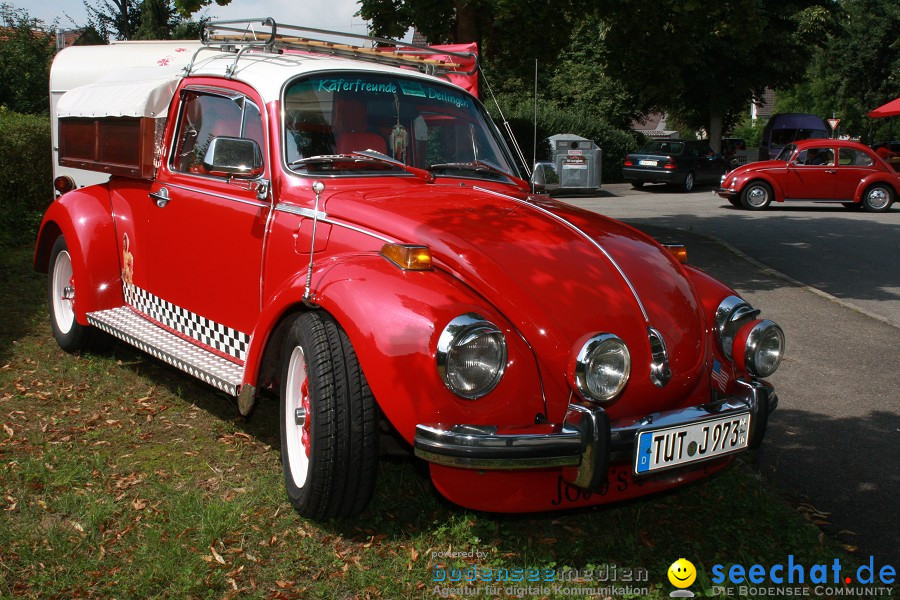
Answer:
[{"xmin": 0, "ymin": 245, "xmax": 864, "ymax": 599}]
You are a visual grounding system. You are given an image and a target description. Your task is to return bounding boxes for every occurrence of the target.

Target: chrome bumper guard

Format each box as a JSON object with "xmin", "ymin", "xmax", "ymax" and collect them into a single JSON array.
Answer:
[{"xmin": 414, "ymin": 379, "xmax": 776, "ymax": 491}]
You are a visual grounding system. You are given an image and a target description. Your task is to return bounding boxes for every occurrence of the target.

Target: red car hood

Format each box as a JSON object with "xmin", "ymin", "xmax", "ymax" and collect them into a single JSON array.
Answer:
[
  {"xmin": 733, "ymin": 159, "xmax": 786, "ymax": 173},
  {"xmin": 324, "ymin": 183, "xmax": 708, "ymax": 419}
]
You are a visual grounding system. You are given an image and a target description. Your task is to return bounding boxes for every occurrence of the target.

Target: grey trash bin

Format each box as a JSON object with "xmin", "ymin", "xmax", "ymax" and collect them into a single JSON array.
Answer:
[{"xmin": 549, "ymin": 134, "xmax": 602, "ymax": 192}]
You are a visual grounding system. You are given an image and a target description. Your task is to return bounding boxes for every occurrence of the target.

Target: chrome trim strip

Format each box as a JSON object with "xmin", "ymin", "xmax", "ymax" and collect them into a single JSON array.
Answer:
[
  {"xmin": 473, "ymin": 186, "xmax": 650, "ymax": 322},
  {"xmin": 324, "ymin": 218, "xmax": 396, "ymax": 244},
  {"xmin": 274, "ymin": 203, "xmax": 397, "ymax": 245},
  {"xmin": 274, "ymin": 203, "xmax": 328, "ymax": 220},
  {"xmin": 166, "ymin": 182, "xmax": 270, "ymax": 209}
]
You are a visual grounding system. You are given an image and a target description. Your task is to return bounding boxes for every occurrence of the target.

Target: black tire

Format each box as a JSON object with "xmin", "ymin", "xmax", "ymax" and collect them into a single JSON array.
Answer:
[
  {"xmin": 740, "ymin": 181, "xmax": 773, "ymax": 210},
  {"xmin": 727, "ymin": 196, "xmax": 742, "ymax": 207},
  {"xmin": 48, "ymin": 236, "xmax": 94, "ymax": 353},
  {"xmin": 681, "ymin": 171, "xmax": 695, "ymax": 193},
  {"xmin": 861, "ymin": 184, "xmax": 893, "ymax": 213},
  {"xmin": 279, "ymin": 311, "xmax": 377, "ymax": 519},
  {"xmin": 631, "ymin": 181, "xmax": 645, "ymax": 189}
]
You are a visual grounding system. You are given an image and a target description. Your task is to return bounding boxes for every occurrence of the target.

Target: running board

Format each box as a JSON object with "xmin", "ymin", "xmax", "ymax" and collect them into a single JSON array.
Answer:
[{"xmin": 87, "ymin": 307, "xmax": 243, "ymax": 395}]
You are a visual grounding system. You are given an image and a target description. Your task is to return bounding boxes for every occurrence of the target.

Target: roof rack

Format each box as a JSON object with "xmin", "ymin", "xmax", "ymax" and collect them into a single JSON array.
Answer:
[{"xmin": 186, "ymin": 18, "xmax": 478, "ymax": 78}]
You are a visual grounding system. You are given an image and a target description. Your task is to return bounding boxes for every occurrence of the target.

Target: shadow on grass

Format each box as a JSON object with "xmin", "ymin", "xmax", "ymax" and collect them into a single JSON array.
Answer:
[{"xmin": 0, "ymin": 246, "xmax": 48, "ymax": 365}]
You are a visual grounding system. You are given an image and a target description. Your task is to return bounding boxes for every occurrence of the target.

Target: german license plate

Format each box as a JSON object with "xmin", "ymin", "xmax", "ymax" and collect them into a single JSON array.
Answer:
[
  {"xmin": 638, "ymin": 159, "xmax": 657, "ymax": 166},
  {"xmin": 634, "ymin": 412, "xmax": 751, "ymax": 474}
]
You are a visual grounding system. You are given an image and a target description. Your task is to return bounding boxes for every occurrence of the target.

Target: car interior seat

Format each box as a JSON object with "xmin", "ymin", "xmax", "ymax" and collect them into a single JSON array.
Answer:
[{"xmin": 334, "ymin": 98, "xmax": 387, "ymax": 155}]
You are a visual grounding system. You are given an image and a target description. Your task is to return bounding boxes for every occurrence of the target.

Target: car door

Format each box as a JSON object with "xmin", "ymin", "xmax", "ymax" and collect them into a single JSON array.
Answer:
[
  {"xmin": 696, "ymin": 142, "xmax": 724, "ymax": 183},
  {"xmin": 834, "ymin": 147, "xmax": 878, "ymax": 200},
  {"xmin": 143, "ymin": 84, "xmax": 270, "ymax": 363},
  {"xmin": 785, "ymin": 146, "xmax": 836, "ymax": 199}
]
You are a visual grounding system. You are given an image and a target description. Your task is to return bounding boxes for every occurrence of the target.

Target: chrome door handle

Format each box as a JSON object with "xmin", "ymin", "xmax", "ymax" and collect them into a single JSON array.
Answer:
[
  {"xmin": 149, "ymin": 187, "xmax": 170, "ymax": 207},
  {"xmin": 824, "ymin": 169, "xmax": 837, "ymax": 174}
]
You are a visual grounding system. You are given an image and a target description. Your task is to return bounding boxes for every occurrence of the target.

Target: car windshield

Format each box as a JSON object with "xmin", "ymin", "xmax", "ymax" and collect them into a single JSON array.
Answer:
[
  {"xmin": 774, "ymin": 144, "xmax": 797, "ymax": 161},
  {"xmin": 282, "ymin": 73, "xmax": 518, "ymax": 182},
  {"xmin": 639, "ymin": 141, "xmax": 684, "ymax": 155}
]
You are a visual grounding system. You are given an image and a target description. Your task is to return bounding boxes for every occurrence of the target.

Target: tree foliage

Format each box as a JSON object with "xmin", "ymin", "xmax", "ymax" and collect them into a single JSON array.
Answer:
[
  {"xmin": 82, "ymin": 0, "xmax": 206, "ymax": 40},
  {"xmin": 598, "ymin": 0, "xmax": 834, "ymax": 149},
  {"xmin": 776, "ymin": 0, "xmax": 900, "ymax": 143},
  {"xmin": 357, "ymin": 0, "xmax": 579, "ymax": 86},
  {"xmin": 83, "ymin": 0, "xmax": 141, "ymax": 40},
  {"xmin": 0, "ymin": 4, "xmax": 56, "ymax": 114}
]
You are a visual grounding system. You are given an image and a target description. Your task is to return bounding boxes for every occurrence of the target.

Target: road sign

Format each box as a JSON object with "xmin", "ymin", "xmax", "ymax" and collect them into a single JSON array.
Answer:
[{"xmin": 828, "ymin": 118, "xmax": 841, "ymax": 130}]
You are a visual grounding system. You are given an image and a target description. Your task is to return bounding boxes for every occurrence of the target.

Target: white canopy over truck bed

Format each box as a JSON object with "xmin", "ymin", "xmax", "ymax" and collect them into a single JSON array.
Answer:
[{"xmin": 49, "ymin": 41, "xmax": 201, "ymax": 189}]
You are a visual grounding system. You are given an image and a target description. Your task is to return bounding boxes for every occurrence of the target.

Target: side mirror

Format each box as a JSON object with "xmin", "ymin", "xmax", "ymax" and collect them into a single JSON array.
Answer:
[
  {"xmin": 531, "ymin": 163, "xmax": 547, "ymax": 187},
  {"xmin": 202, "ymin": 136, "xmax": 264, "ymax": 178}
]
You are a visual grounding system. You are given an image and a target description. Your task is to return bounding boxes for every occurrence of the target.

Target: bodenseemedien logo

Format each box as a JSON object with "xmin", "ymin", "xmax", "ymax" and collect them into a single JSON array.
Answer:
[{"xmin": 668, "ymin": 558, "xmax": 697, "ymax": 598}]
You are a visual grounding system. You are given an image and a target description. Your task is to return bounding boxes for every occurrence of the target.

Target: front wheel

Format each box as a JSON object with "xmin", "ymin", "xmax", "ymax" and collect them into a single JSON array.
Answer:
[
  {"xmin": 727, "ymin": 196, "xmax": 742, "ymax": 207},
  {"xmin": 280, "ymin": 311, "xmax": 378, "ymax": 519},
  {"xmin": 861, "ymin": 184, "xmax": 893, "ymax": 212},
  {"xmin": 740, "ymin": 181, "xmax": 773, "ymax": 210},
  {"xmin": 48, "ymin": 236, "xmax": 94, "ymax": 353}
]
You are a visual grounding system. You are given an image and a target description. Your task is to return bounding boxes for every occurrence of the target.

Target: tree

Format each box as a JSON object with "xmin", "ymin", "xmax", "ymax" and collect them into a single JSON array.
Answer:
[
  {"xmin": 172, "ymin": 0, "xmax": 232, "ymax": 18},
  {"xmin": 599, "ymin": 0, "xmax": 835, "ymax": 151},
  {"xmin": 356, "ymin": 0, "xmax": 580, "ymax": 87},
  {"xmin": 83, "ymin": 0, "xmax": 140, "ymax": 40},
  {"xmin": 777, "ymin": 0, "xmax": 900, "ymax": 143},
  {"xmin": 83, "ymin": 0, "xmax": 205, "ymax": 41},
  {"xmin": 0, "ymin": 4, "xmax": 56, "ymax": 114}
]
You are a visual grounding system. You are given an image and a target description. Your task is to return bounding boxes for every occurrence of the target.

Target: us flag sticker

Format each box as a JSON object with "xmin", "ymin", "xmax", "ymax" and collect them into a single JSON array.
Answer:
[{"xmin": 712, "ymin": 359, "xmax": 729, "ymax": 392}]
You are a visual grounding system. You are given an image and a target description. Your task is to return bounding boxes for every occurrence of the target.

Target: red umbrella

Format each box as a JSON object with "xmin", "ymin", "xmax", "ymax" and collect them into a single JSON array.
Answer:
[{"xmin": 868, "ymin": 97, "xmax": 900, "ymax": 118}]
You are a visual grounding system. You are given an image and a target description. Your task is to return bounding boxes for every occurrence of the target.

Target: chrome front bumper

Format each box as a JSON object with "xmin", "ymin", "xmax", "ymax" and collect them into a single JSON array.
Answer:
[{"xmin": 414, "ymin": 379, "xmax": 777, "ymax": 491}]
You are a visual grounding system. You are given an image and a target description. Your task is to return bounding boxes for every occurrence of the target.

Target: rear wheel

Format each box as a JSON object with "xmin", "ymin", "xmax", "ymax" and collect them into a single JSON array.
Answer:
[
  {"xmin": 861, "ymin": 184, "xmax": 893, "ymax": 212},
  {"xmin": 681, "ymin": 171, "xmax": 695, "ymax": 192},
  {"xmin": 280, "ymin": 311, "xmax": 377, "ymax": 519},
  {"xmin": 48, "ymin": 236, "xmax": 94, "ymax": 353},
  {"xmin": 740, "ymin": 181, "xmax": 773, "ymax": 210}
]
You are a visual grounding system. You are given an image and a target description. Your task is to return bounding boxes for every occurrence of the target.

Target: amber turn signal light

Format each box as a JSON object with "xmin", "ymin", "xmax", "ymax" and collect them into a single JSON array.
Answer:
[
  {"xmin": 380, "ymin": 244, "xmax": 433, "ymax": 271},
  {"xmin": 662, "ymin": 243, "xmax": 687, "ymax": 264}
]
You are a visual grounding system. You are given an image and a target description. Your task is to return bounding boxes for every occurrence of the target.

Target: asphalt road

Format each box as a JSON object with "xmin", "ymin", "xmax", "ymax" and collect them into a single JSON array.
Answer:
[
  {"xmin": 564, "ymin": 183, "xmax": 900, "ymax": 566},
  {"xmin": 574, "ymin": 183, "xmax": 900, "ymax": 328}
]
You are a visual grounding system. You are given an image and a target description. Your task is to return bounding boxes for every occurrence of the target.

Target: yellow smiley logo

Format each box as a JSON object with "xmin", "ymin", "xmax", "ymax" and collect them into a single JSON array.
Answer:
[{"xmin": 667, "ymin": 558, "xmax": 697, "ymax": 588}]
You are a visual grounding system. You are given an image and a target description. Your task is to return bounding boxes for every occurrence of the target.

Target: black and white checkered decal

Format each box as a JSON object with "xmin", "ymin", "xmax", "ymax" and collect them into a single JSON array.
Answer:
[{"xmin": 124, "ymin": 283, "xmax": 250, "ymax": 362}]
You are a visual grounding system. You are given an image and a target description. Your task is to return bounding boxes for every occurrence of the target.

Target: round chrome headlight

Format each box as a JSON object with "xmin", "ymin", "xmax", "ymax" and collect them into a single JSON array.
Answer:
[
  {"xmin": 743, "ymin": 320, "xmax": 785, "ymax": 377},
  {"xmin": 714, "ymin": 295, "xmax": 759, "ymax": 360},
  {"xmin": 437, "ymin": 314, "xmax": 507, "ymax": 399},
  {"xmin": 573, "ymin": 334, "xmax": 631, "ymax": 402}
]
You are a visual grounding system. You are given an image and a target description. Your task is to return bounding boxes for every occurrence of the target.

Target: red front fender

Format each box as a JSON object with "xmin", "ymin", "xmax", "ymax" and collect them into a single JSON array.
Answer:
[
  {"xmin": 246, "ymin": 254, "xmax": 546, "ymax": 443},
  {"xmin": 34, "ymin": 187, "xmax": 123, "ymax": 324}
]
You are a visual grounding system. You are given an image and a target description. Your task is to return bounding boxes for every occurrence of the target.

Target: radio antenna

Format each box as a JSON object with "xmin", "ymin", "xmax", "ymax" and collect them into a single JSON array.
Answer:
[
  {"xmin": 481, "ymin": 68, "xmax": 531, "ymax": 178},
  {"xmin": 532, "ymin": 59, "xmax": 538, "ymax": 194}
]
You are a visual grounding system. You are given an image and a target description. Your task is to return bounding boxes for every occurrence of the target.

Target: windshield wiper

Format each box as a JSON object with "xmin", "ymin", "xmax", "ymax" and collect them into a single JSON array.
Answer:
[
  {"xmin": 288, "ymin": 151, "xmax": 433, "ymax": 183},
  {"xmin": 429, "ymin": 161, "xmax": 529, "ymax": 191}
]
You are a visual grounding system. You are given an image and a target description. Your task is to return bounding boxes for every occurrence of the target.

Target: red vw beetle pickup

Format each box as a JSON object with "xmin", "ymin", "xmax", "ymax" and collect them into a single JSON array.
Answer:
[
  {"xmin": 717, "ymin": 138, "xmax": 899, "ymax": 211},
  {"xmin": 35, "ymin": 19, "xmax": 783, "ymax": 518}
]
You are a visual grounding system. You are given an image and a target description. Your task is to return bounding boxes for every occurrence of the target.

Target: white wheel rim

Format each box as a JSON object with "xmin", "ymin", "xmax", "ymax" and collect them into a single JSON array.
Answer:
[
  {"xmin": 284, "ymin": 345, "xmax": 311, "ymax": 488},
  {"xmin": 52, "ymin": 250, "xmax": 75, "ymax": 335}
]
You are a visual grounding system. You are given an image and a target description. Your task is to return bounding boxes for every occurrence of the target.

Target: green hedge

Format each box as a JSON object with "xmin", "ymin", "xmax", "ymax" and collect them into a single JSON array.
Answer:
[
  {"xmin": 489, "ymin": 99, "xmax": 641, "ymax": 182},
  {"xmin": 0, "ymin": 109, "xmax": 51, "ymax": 247}
]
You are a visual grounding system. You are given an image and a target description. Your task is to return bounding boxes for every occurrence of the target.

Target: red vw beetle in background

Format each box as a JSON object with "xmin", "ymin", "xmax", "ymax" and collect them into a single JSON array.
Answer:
[
  {"xmin": 717, "ymin": 139, "xmax": 899, "ymax": 212},
  {"xmin": 35, "ymin": 20, "xmax": 784, "ymax": 519}
]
